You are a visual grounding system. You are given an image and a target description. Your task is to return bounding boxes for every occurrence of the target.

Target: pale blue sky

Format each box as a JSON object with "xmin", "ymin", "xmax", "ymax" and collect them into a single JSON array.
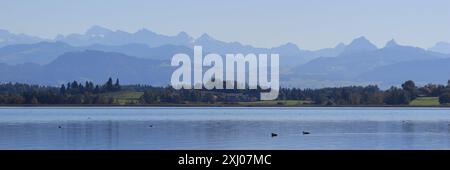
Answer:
[{"xmin": 1, "ymin": 0, "xmax": 449, "ymax": 50}]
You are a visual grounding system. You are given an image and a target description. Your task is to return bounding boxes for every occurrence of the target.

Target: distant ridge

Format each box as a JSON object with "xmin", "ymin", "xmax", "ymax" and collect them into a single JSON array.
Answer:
[
  {"xmin": 429, "ymin": 42, "xmax": 450, "ymax": 54},
  {"xmin": 0, "ymin": 29, "xmax": 44, "ymax": 47},
  {"xmin": 1, "ymin": 26, "xmax": 450, "ymax": 88},
  {"xmin": 341, "ymin": 36, "xmax": 378, "ymax": 54}
]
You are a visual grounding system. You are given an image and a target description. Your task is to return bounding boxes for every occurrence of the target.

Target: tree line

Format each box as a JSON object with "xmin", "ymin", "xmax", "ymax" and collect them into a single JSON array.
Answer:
[
  {"xmin": 278, "ymin": 80, "xmax": 450, "ymax": 105},
  {"xmin": 0, "ymin": 78, "xmax": 121, "ymax": 105},
  {"xmin": 1, "ymin": 79, "xmax": 450, "ymax": 105}
]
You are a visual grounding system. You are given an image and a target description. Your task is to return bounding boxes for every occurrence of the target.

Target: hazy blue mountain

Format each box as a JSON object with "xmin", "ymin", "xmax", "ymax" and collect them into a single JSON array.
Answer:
[
  {"xmin": 193, "ymin": 33, "xmax": 268, "ymax": 54},
  {"xmin": 384, "ymin": 39, "xmax": 399, "ymax": 48},
  {"xmin": 0, "ymin": 50, "xmax": 173, "ymax": 85},
  {"xmin": 340, "ymin": 36, "xmax": 378, "ymax": 55},
  {"xmin": 309, "ymin": 43, "xmax": 347, "ymax": 58},
  {"xmin": 0, "ymin": 41, "xmax": 192, "ymax": 65},
  {"xmin": 0, "ymin": 29, "xmax": 44, "ymax": 47},
  {"xmin": 193, "ymin": 34, "xmax": 322, "ymax": 66},
  {"xmin": 0, "ymin": 41, "xmax": 76, "ymax": 65},
  {"xmin": 277, "ymin": 43, "xmax": 347, "ymax": 71},
  {"xmin": 357, "ymin": 58, "xmax": 450, "ymax": 86},
  {"xmin": 83, "ymin": 43, "xmax": 193, "ymax": 61},
  {"xmin": 290, "ymin": 38, "xmax": 449, "ymax": 81},
  {"xmin": 270, "ymin": 43, "xmax": 314, "ymax": 67},
  {"xmin": 429, "ymin": 42, "xmax": 450, "ymax": 54},
  {"xmin": 270, "ymin": 43, "xmax": 301, "ymax": 56},
  {"xmin": 44, "ymin": 50, "xmax": 172, "ymax": 85},
  {"xmin": 56, "ymin": 25, "xmax": 193, "ymax": 47},
  {"xmin": 0, "ymin": 62, "xmax": 43, "ymax": 83},
  {"xmin": 2, "ymin": 26, "xmax": 450, "ymax": 88},
  {"xmin": 0, "ymin": 27, "xmax": 339, "ymax": 67}
]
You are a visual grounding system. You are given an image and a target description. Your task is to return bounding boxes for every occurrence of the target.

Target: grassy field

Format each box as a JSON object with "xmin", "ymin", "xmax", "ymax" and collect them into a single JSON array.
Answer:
[
  {"xmin": 410, "ymin": 97, "xmax": 440, "ymax": 106},
  {"xmin": 102, "ymin": 91, "xmax": 144, "ymax": 104},
  {"xmin": 99, "ymin": 92, "xmax": 444, "ymax": 107},
  {"xmin": 100, "ymin": 91, "xmax": 315, "ymax": 106}
]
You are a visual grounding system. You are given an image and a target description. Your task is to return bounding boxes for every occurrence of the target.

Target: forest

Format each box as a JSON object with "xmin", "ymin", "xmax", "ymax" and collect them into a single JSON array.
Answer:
[{"xmin": 1, "ymin": 78, "xmax": 450, "ymax": 106}]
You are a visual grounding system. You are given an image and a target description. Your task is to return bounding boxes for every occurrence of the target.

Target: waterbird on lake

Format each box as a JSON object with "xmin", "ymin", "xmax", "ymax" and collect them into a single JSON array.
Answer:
[
  {"xmin": 402, "ymin": 120, "xmax": 412, "ymax": 124},
  {"xmin": 302, "ymin": 131, "xmax": 310, "ymax": 135},
  {"xmin": 149, "ymin": 125, "xmax": 153, "ymax": 127},
  {"xmin": 271, "ymin": 133, "xmax": 278, "ymax": 137},
  {"xmin": 58, "ymin": 126, "xmax": 62, "ymax": 129}
]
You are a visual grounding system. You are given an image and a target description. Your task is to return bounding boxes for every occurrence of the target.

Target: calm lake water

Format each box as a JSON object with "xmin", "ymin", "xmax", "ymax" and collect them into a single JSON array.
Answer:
[{"xmin": 0, "ymin": 107, "xmax": 449, "ymax": 150}]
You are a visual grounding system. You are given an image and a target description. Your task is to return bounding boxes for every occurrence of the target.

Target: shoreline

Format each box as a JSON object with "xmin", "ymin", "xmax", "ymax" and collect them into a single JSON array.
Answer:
[{"xmin": 0, "ymin": 104, "xmax": 449, "ymax": 108}]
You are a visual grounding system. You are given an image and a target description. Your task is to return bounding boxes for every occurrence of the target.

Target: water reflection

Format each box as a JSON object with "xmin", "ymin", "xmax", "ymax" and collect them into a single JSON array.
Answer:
[{"xmin": 0, "ymin": 107, "xmax": 449, "ymax": 149}]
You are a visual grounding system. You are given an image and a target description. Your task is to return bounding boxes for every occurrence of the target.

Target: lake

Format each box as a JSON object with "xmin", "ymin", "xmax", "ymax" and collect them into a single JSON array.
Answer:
[{"xmin": 0, "ymin": 107, "xmax": 449, "ymax": 150}]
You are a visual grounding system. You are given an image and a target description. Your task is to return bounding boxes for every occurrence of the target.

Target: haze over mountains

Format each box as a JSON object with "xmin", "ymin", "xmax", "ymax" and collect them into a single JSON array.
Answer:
[
  {"xmin": 429, "ymin": 42, "xmax": 450, "ymax": 54},
  {"xmin": 0, "ymin": 26, "xmax": 450, "ymax": 88},
  {"xmin": 0, "ymin": 29, "xmax": 44, "ymax": 47},
  {"xmin": 0, "ymin": 50, "xmax": 174, "ymax": 86},
  {"xmin": 290, "ymin": 38, "xmax": 450, "ymax": 87}
]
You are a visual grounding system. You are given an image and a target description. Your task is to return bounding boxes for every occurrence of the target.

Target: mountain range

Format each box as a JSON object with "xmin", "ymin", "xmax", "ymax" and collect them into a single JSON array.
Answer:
[
  {"xmin": 292, "ymin": 38, "xmax": 447, "ymax": 79},
  {"xmin": 0, "ymin": 50, "xmax": 173, "ymax": 86},
  {"xmin": 0, "ymin": 26, "xmax": 450, "ymax": 88},
  {"xmin": 0, "ymin": 41, "xmax": 193, "ymax": 65},
  {"xmin": 0, "ymin": 29, "xmax": 44, "ymax": 47},
  {"xmin": 0, "ymin": 26, "xmax": 348, "ymax": 66}
]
